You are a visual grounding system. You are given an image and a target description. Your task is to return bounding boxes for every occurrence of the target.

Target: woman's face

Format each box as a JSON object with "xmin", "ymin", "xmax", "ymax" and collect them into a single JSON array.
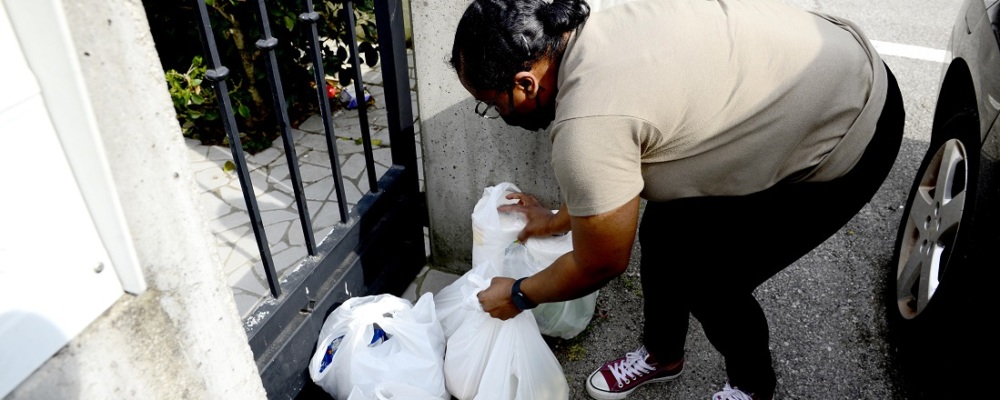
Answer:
[{"xmin": 460, "ymin": 62, "xmax": 559, "ymax": 131}]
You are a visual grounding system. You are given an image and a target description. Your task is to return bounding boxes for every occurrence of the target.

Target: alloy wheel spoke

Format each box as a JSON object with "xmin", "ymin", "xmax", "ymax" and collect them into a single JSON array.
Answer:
[
  {"xmin": 896, "ymin": 244, "xmax": 925, "ymax": 300},
  {"xmin": 917, "ymin": 245, "xmax": 944, "ymax": 314},
  {"xmin": 934, "ymin": 140, "xmax": 966, "ymax": 204},
  {"xmin": 938, "ymin": 191, "xmax": 966, "ymax": 233}
]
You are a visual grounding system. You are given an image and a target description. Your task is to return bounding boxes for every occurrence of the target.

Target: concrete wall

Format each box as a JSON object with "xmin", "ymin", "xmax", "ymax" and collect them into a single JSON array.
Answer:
[
  {"xmin": 410, "ymin": 0, "xmax": 563, "ymax": 272},
  {"xmin": 5, "ymin": 0, "xmax": 266, "ymax": 398}
]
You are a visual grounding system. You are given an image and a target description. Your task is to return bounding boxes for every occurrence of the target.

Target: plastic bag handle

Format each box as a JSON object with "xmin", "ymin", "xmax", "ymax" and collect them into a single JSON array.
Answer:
[{"xmin": 472, "ymin": 182, "xmax": 522, "ymax": 226}]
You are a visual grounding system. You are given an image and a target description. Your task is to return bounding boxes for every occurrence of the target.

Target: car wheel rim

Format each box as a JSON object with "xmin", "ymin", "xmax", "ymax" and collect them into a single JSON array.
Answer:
[{"xmin": 896, "ymin": 139, "xmax": 968, "ymax": 319}]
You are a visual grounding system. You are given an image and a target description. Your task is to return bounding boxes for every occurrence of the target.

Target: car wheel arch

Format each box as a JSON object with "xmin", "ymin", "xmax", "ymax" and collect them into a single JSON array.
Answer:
[{"xmin": 931, "ymin": 57, "xmax": 983, "ymax": 145}]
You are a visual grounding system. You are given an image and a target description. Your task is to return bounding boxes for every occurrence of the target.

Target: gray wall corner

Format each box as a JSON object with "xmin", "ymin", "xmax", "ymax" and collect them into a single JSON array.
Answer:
[{"xmin": 412, "ymin": 0, "xmax": 562, "ymax": 272}]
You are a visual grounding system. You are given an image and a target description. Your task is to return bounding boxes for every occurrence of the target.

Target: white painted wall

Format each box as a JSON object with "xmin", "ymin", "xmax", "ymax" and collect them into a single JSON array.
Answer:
[
  {"xmin": 1, "ymin": 0, "xmax": 267, "ymax": 398},
  {"xmin": 0, "ymin": 9, "xmax": 126, "ymax": 395}
]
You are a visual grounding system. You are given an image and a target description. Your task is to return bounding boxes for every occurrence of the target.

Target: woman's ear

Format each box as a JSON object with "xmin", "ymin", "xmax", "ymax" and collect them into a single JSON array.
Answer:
[{"xmin": 513, "ymin": 71, "xmax": 540, "ymax": 98}]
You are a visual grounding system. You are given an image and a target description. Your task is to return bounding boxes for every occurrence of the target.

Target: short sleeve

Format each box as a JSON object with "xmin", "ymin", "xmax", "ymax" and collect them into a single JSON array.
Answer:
[{"xmin": 550, "ymin": 116, "xmax": 647, "ymax": 216}]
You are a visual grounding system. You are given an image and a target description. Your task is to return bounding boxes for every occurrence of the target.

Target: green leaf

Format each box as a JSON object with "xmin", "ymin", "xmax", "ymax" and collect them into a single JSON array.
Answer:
[
  {"xmin": 237, "ymin": 104, "xmax": 250, "ymax": 118},
  {"xmin": 339, "ymin": 66, "xmax": 354, "ymax": 87},
  {"xmin": 191, "ymin": 94, "xmax": 205, "ymax": 105},
  {"xmin": 336, "ymin": 46, "xmax": 348, "ymax": 63},
  {"xmin": 284, "ymin": 15, "xmax": 295, "ymax": 31},
  {"xmin": 365, "ymin": 46, "xmax": 378, "ymax": 67},
  {"xmin": 205, "ymin": 0, "xmax": 214, "ymax": 6},
  {"xmin": 223, "ymin": 160, "xmax": 236, "ymax": 173},
  {"xmin": 372, "ymin": 139, "xmax": 382, "ymax": 147}
]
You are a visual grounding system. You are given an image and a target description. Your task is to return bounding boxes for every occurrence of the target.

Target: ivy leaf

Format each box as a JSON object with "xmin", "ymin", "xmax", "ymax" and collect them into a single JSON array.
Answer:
[
  {"xmin": 336, "ymin": 46, "xmax": 348, "ymax": 64},
  {"xmin": 359, "ymin": 42, "xmax": 378, "ymax": 67},
  {"xmin": 237, "ymin": 104, "xmax": 250, "ymax": 118},
  {"xmin": 223, "ymin": 160, "xmax": 236, "ymax": 173},
  {"xmin": 339, "ymin": 66, "xmax": 355, "ymax": 86},
  {"xmin": 191, "ymin": 94, "xmax": 205, "ymax": 105},
  {"xmin": 336, "ymin": 8, "xmax": 348, "ymax": 25},
  {"xmin": 364, "ymin": 45, "xmax": 378, "ymax": 67},
  {"xmin": 283, "ymin": 15, "xmax": 295, "ymax": 31}
]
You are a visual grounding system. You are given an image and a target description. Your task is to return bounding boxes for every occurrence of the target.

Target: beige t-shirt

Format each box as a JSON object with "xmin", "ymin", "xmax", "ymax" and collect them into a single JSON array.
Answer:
[{"xmin": 551, "ymin": 0, "xmax": 887, "ymax": 216}]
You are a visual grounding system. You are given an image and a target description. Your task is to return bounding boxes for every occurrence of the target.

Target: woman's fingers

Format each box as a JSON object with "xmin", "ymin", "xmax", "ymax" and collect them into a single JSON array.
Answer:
[
  {"xmin": 505, "ymin": 192, "xmax": 538, "ymax": 206},
  {"xmin": 497, "ymin": 203, "xmax": 526, "ymax": 214}
]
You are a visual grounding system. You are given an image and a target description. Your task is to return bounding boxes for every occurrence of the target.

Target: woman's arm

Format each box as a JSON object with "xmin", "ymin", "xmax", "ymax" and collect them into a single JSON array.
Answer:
[{"xmin": 477, "ymin": 196, "xmax": 640, "ymax": 320}]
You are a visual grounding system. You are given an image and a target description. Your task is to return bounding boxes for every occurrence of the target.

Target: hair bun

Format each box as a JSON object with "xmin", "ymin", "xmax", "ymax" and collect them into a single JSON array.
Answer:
[{"xmin": 537, "ymin": 0, "xmax": 590, "ymax": 33}]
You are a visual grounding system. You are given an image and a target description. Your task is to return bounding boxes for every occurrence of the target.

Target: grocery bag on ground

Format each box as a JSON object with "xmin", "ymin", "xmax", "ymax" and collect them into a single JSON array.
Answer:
[
  {"xmin": 435, "ymin": 261, "xmax": 570, "ymax": 400},
  {"xmin": 473, "ymin": 182, "xmax": 598, "ymax": 338},
  {"xmin": 471, "ymin": 182, "xmax": 526, "ymax": 267},
  {"xmin": 504, "ymin": 241, "xmax": 598, "ymax": 339},
  {"xmin": 346, "ymin": 382, "xmax": 442, "ymax": 400},
  {"xmin": 308, "ymin": 293, "xmax": 448, "ymax": 400}
]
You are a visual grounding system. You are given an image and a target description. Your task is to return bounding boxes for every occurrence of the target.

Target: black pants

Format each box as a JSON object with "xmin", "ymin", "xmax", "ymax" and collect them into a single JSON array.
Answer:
[{"xmin": 638, "ymin": 64, "xmax": 904, "ymax": 395}]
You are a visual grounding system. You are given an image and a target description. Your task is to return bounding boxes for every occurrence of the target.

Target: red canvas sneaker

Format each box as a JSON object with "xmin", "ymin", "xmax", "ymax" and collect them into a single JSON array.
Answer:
[{"xmin": 586, "ymin": 345, "xmax": 683, "ymax": 399}]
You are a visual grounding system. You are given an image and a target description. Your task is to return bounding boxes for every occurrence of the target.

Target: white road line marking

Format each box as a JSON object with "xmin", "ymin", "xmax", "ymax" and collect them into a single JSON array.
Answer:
[{"xmin": 871, "ymin": 40, "xmax": 948, "ymax": 63}]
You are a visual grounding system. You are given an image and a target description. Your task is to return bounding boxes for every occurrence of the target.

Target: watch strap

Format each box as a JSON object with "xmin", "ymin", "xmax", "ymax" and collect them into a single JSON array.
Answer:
[{"xmin": 511, "ymin": 277, "xmax": 537, "ymax": 310}]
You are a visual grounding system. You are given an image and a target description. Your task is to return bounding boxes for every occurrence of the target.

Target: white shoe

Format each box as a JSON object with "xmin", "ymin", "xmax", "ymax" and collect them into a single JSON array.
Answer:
[{"xmin": 712, "ymin": 383, "xmax": 756, "ymax": 400}]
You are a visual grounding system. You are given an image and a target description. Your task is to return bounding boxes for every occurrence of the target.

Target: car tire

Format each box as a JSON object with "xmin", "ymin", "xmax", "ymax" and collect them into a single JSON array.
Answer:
[{"xmin": 887, "ymin": 109, "xmax": 981, "ymax": 397}]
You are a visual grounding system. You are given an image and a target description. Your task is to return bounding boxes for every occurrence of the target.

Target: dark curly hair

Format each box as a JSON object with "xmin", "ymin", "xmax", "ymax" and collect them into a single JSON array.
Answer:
[{"xmin": 451, "ymin": 0, "xmax": 590, "ymax": 93}]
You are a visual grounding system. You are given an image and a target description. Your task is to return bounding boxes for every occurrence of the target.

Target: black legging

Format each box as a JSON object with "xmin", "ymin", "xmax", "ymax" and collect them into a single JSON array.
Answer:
[{"xmin": 638, "ymin": 63, "xmax": 904, "ymax": 396}]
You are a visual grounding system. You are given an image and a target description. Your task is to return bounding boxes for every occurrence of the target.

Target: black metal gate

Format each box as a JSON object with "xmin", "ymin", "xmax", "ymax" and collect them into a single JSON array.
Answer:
[{"xmin": 192, "ymin": 0, "xmax": 426, "ymax": 397}]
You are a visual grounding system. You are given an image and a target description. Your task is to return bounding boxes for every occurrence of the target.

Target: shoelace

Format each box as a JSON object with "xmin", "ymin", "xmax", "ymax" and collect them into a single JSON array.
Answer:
[
  {"xmin": 608, "ymin": 347, "xmax": 657, "ymax": 388},
  {"xmin": 713, "ymin": 383, "xmax": 754, "ymax": 400}
]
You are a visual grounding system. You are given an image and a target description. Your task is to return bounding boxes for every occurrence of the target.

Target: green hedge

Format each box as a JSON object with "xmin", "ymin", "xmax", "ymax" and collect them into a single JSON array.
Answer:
[{"xmin": 144, "ymin": 0, "xmax": 379, "ymax": 153}]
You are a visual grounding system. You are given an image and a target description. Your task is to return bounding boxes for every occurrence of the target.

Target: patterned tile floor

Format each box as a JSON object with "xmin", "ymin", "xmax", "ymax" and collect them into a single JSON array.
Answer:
[{"xmin": 182, "ymin": 51, "xmax": 442, "ymax": 322}]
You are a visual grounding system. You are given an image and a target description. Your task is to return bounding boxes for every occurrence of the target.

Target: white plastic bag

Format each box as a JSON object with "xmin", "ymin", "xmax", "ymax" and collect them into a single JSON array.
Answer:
[
  {"xmin": 309, "ymin": 293, "xmax": 448, "ymax": 400},
  {"xmin": 504, "ymin": 241, "xmax": 598, "ymax": 339},
  {"xmin": 473, "ymin": 182, "xmax": 598, "ymax": 338},
  {"xmin": 471, "ymin": 182, "xmax": 525, "ymax": 268},
  {"xmin": 346, "ymin": 382, "xmax": 442, "ymax": 400},
  {"xmin": 435, "ymin": 261, "xmax": 569, "ymax": 400}
]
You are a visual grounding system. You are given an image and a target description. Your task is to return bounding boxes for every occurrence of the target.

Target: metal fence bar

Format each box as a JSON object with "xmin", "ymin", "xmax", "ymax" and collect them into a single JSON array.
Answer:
[
  {"xmin": 193, "ymin": 0, "xmax": 281, "ymax": 298},
  {"xmin": 373, "ymin": 0, "xmax": 418, "ymax": 178},
  {"xmin": 343, "ymin": 0, "xmax": 380, "ymax": 193},
  {"xmin": 252, "ymin": 0, "xmax": 317, "ymax": 256},
  {"xmin": 299, "ymin": 0, "xmax": 350, "ymax": 223}
]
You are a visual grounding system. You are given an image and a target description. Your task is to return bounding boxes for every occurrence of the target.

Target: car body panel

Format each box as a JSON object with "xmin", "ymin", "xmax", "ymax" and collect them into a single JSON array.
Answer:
[{"xmin": 951, "ymin": 0, "xmax": 1000, "ymax": 141}]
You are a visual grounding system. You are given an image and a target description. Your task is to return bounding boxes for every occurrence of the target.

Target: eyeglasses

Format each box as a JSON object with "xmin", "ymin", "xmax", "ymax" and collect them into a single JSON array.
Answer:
[{"xmin": 474, "ymin": 93, "xmax": 501, "ymax": 119}]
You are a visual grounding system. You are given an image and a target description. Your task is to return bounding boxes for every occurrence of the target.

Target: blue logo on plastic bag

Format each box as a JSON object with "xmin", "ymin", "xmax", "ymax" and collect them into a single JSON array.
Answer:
[
  {"xmin": 368, "ymin": 323, "xmax": 392, "ymax": 347},
  {"xmin": 318, "ymin": 335, "xmax": 344, "ymax": 373}
]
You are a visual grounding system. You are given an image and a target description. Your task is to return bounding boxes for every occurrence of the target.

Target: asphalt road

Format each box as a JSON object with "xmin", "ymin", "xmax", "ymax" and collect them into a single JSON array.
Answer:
[{"xmin": 547, "ymin": 1, "xmax": 970, "ymax": 399}]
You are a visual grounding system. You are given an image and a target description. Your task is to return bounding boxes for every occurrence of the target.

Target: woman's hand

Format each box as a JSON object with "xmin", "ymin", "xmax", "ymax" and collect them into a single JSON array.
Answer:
[
  {"xmin": 497, "ymin": 193, "xmax": 569, "ymax": 242},
  {"xmin": 476, "ymin": 276, "xmax": 521, "ymax": 320}
]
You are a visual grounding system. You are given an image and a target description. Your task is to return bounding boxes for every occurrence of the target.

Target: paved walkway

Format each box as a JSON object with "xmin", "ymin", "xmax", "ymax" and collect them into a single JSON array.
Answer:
[{"xmin": 182, "ymin": 51, "xmax": 456, "ymax": 320}]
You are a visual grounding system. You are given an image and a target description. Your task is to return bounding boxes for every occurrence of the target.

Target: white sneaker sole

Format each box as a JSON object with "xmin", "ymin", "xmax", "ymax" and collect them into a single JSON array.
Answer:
[{"xmin": 585, "ymin": 368, "xmax": 683, "ymax": 400}]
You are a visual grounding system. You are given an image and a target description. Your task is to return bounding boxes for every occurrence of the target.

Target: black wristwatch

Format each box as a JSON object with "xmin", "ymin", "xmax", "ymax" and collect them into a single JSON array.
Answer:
[{"xmin": 511, "ymin": 277, "xmax": 537, "ymax": 310}]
